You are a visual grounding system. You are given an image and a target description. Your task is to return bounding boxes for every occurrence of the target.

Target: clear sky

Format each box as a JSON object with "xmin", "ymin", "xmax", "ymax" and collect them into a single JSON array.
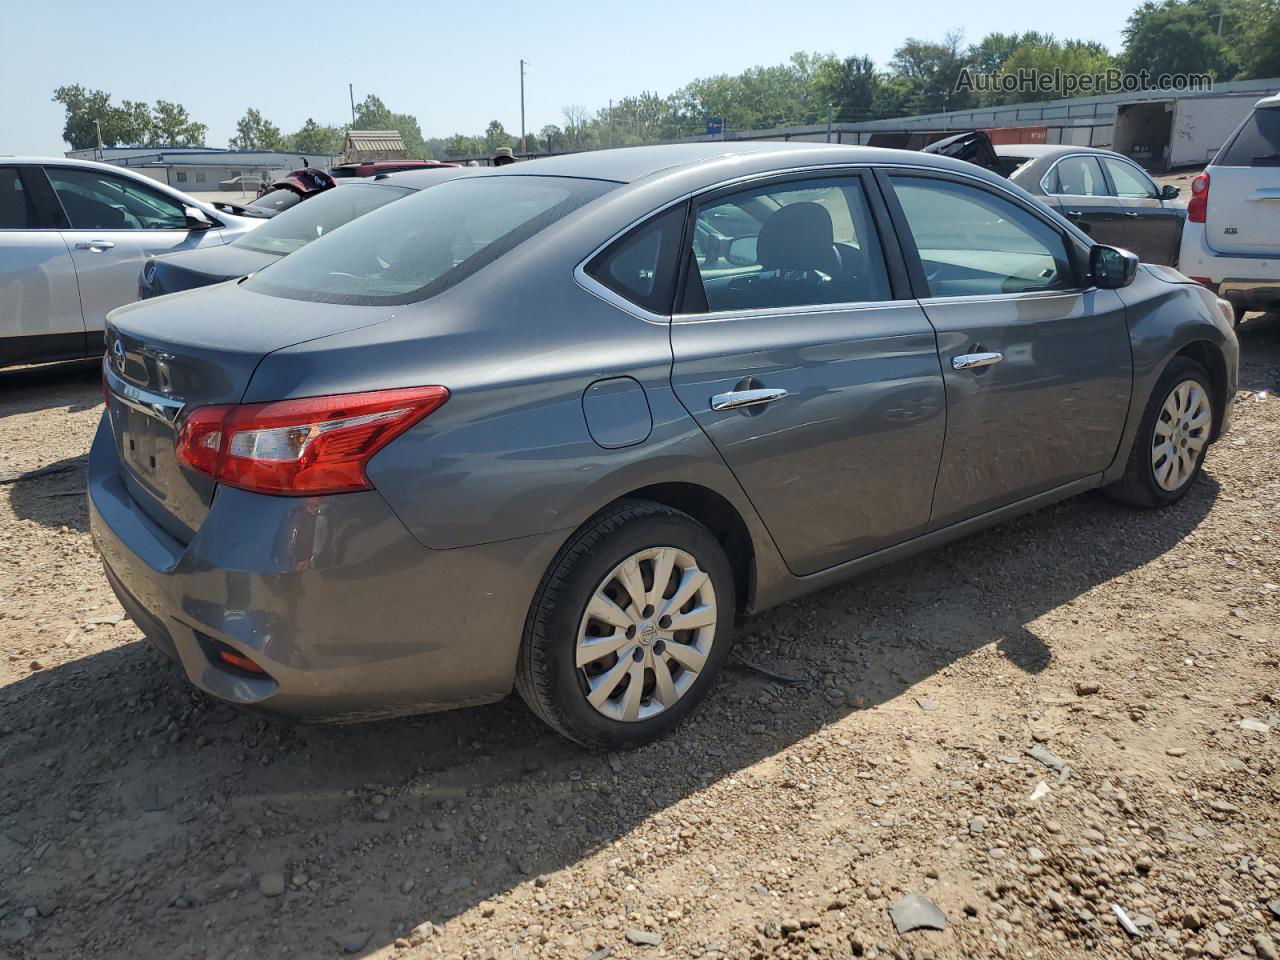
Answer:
[{"xmin": 1, "ymin": 0, "xmax": 1133, "ymax": 156}]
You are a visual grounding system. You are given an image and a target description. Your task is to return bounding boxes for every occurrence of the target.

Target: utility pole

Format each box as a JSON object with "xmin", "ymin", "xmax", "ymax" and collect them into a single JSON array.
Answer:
[
  {"xmin": 349, "ymin": 83, "xmax": 356, "ymax": 126},
  {"xmin": 519, "ymin": 59, "xmax": 527, "ymax": 154},
  {"xmin": 609, "ymin": 99, "xmax": 614, "ymax": 148},
  {"xmin": 94, "ymin": 119, "xmax": 103, "ymax": 161},
  {"xmin": 826, "ymin": 104, "xmax": 833, "ymax": 143}
]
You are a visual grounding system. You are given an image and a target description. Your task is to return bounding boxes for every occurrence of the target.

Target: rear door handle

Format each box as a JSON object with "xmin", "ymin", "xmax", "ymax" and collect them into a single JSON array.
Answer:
[
  {"xmin": 711, "ymin": 387, "xmax": 788, "ymax": 410},
  {"xmin": 1065, "ymin": 210, "xmax": 1084, "ymax": 218},
  {"xmin": 952, "ymin": 352, "xmax": 1003, "ymax": 370},
  {"xmin": 75, "ymin": 240, "xmax": 115, "ymax": 252},
  {"xmin": 1123, "ymin": 211, "xmax": 1139, "ymax": 218}
]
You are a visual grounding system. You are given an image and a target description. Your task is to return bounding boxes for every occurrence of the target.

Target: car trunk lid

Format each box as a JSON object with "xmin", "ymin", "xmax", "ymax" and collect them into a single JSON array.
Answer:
[{"xmin": 103, "ymin": 282, "xmax": 401, "ymax": 542}]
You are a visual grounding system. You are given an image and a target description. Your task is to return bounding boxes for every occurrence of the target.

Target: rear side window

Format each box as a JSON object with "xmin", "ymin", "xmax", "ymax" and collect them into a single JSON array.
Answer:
[
  {"xmin": 0, "ymin": 168, "xmax": 37, "ymax": 228},
  {"xmin": 1217, "ymin": 107, "xmax": 1280, "ymax": 167},
  {"xmin": 1046, "ymin": 156, "xmax": 1108, "ymax": 197},
  {"xmin": 245, "ymin": 175, "xmax": 614, "ymax": 305},
  {"xmin": 685, "ymin": 176, "xmax": 892, "ymax": 313},
  {"xmin": 585, "ymin": 204, "xmax": 685, "ymax": 314}
]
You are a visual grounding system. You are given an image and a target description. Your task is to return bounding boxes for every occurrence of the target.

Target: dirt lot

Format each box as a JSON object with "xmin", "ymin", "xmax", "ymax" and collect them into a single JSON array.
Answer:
[{"xmin": 1, "ymin": 316, "xmax": 1278, "ymax": 960}]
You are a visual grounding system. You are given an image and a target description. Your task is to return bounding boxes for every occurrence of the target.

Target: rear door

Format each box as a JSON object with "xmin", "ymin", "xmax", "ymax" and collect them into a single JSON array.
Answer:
[
  {"xmin": 1204, "ymin": 103, "xmax": 1280, "ymax": 256},
  {"xmin": 0, "ymin": 165, "xmax": 86, "ymax": 364},
  {"xmin": 669, "ymin": 170, "xmax": 947, "ymax": 576},
  {"xmin": 882, "ymin": 170, "xmax": 1132, "ymax": 527},
  {"xmin": 1040, "ymin": 154, "xmax": 1126, "ymax": 248},
  {"xmin": 1100, "ymin": 156, "xmax": 1184, "ymax": 264},
  {"xmin": 41, "ymin": 165, "xmax": 227, "ymax": 337}
]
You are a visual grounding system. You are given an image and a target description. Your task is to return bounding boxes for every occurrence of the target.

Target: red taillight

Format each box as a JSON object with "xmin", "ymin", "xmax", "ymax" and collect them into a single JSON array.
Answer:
[
  {"xmin": 176, "ymin": 386, "xmax": 448, "ymax": 496},
  {"xmin": 1188, "ymin": 171, "xmax": 1209, "ymax": 223}
]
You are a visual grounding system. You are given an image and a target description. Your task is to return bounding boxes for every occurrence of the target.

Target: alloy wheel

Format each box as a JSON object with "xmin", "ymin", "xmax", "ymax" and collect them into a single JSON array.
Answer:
[
  {"xmin": 1151, "ymin": 379, "xmax": 1211, "ymax": 492},
  {"xmin": 575, "ymin": 546, "xmax": 718, "ymax": 722}
]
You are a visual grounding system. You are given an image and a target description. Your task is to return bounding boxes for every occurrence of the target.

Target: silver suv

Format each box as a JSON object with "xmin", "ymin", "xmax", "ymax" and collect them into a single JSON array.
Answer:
[{"xmin": 0, "ymin": 157, "xmax": 261, "ymax": 367}]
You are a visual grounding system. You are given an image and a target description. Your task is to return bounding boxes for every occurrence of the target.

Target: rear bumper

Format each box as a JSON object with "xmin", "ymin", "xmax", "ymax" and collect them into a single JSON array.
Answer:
[
  {"xmin": 87, "ymin": 415, "xmax": 565, "ymax": 722},
  {"xmin": 1179, "ymin": 222, "xmax": 1280, "ymax": 310}
]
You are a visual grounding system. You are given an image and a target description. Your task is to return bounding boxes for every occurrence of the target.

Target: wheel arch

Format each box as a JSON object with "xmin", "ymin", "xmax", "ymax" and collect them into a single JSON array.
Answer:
[
  {"xmin": 609, "ymin": 482, "xmax": 757, "ymax": 617},
  {"xmin": 1173, "ymin": 339, "xmax": 1229, "ymax": 441}
]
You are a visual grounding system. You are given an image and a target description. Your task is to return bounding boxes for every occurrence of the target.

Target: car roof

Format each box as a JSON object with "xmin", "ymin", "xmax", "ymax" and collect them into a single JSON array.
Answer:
[
  {"xmin": 375, "ymin": 167, "xmax": 479, "ymax": 189},
  {"xmin": 992, "ymin": 144, "xmax": 1117, "ymax": 159},
  {"xmin": 483, "ymin": 140, "xmax": 998, "ymax": 184}
]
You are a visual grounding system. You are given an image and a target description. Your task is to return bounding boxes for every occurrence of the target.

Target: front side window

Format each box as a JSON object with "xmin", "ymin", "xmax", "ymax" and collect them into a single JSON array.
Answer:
[
  {"xmin": 891, "ymin": 176, "xmax": 1075, "ymax": 298},
  {"xmin": 585, "ymin": 204, "xmax": 685, "ymax": 314},
  {"xmin": 233, "ymin": 183, "xmax": 411, "ymax": 256},
  {"xmin": 1216, "ymin": 107, "xmax": 1280, "ymax": 167},
  {"xmin": 45, "ymin": 167, "xmax": 188, "ymax": 230},
  {"xmin": 246, "ymin": 175, "xmax": 614, "ymax": 306},
  {"xmin": 1046, "ymin": 156, "xmax": 1109, "ymax": 197},
  {"xmin": 687, "ymin": 176, "xmax": 891, "ymax": 312},
  {"xmin": 0, "ymin": 168, "xmax": 38, "ymax": 229},
  {"xmin": 1102, "ymin": 158, "xmax": 1157, "ymax": 199}
]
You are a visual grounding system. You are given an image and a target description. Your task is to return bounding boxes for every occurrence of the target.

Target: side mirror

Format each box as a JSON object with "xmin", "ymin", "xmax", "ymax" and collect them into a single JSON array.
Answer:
[
  {"xmin": 1161, "ymin": 184, "xmax": 1180, "ymax": 200},
  {"xmin": 1091, "ymin": 244, "xmax": 1139, "ymax": 289},
  {"xmin": 184, "ymin": 206, "xmax": 214, "ymax": 231},
  {"xmin": 725, "ymin": 235, "xmax": 759, "ymax": 267}
]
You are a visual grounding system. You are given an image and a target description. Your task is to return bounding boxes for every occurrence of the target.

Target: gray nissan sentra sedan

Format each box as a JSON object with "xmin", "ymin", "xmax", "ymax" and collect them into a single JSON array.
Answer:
[{"xmin": 91, "ymin": 142, "xmax": 1238, "ymax": 748}]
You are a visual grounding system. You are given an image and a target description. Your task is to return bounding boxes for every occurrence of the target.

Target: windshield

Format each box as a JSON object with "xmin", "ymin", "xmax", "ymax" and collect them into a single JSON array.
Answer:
[
  {"xmin": 245, "ymin": 175, "xmax": 615, "ymax": 305},
  {"xmin": 246, "ymin": 188, "xmax": 303, "ymax": 216},
  {"xmin": 232, "ymin": 183, "xmax": 410, "ymax": 256}
]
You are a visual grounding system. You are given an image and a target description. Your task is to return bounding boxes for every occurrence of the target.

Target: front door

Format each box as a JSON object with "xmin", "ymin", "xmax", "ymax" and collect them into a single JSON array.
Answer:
[
  {"xmin": 0, "ymin": 165, "xmax": 86, "ymax": 364},
  {"xmin": 884, "ymin": 171, "xmax": 1132, "ymax": 528},
  {"xmin": 41, "ymin": 165, "xmax": 225, "ymax": 337},
  {"xmin": 670, "ymin": 172, "xmax": 947, "ymax": 576},
  {"xmin": 1100, "ymin": 156, "xmax": 1184, "ymax": 265}
]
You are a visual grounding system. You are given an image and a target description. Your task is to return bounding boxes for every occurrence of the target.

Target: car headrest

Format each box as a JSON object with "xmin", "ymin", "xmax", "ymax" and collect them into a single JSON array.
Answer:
[{"xmin": 756, "ymin": 202, "xmax": 837, "ymax": 274}]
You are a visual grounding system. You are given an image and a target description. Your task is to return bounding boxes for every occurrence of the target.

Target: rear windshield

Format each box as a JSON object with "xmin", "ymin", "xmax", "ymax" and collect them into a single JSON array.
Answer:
[
  {"xmin": 244, "ymin": 175, "xmax": 615, "ymax": 305},
  {"xmin": 1216, "ymin": 106, "xmax": 1280, "ymax": 167},
  {"xmin": 232, "ymin": 183, "xmax": 410, "ymax": 256},
  {"xmin": 246, "ymin": 188, "xmax": 303, "ymax": 215}
]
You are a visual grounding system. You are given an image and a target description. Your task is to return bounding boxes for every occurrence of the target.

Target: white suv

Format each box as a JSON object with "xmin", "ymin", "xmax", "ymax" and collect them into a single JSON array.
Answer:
[{"xmin": 1178, "ymin": 92, "xmax": 1280, "ymax": 319}]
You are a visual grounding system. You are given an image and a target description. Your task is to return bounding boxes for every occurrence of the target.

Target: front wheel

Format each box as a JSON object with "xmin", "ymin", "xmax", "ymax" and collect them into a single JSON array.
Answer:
[
  {"xmin": 515, "ymin": 500, "xmax": 736, "ymax": 749},
  {"xmin": 1106, "ymin": 357, "xmax": 1214, "ymax": 508}
]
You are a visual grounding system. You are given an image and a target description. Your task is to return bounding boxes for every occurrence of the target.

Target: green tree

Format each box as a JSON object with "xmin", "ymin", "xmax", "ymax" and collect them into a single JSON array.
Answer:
[
  {"xmin": 484, "ymin": 120, "xmax": 513, "ymax": 153},
  {"xmin": 539, "ymin": 124, "xmax": 564, "ymax": 153},
  {"xmin": 442, "ymin": 134, "xmax": 483, "ymax": 158},
  {"xmin": 229, "ymin": 108, "xmax": 283, "ymax": 150},
  {"xmin": 52, "ymin": 85, "xmax": 152, "ymax": 148},
  {"xmin": 285, "ymin": 118, "xmax": 345, "ymax": 156},
  {"xmin": 149, "ymin": 100, "xmax": 206, "ymax": 146},
  {"xmin": 1228, "ymin": 0, "xmax": 1280, "ymax": 77},
  {"xmin": 813, "ymin": 55, "xmax": 880, "ymax": 122},
  {"xmin": 353, "ymin": 94, "xmax": 431, "ymax": 159},
  {"xmin": 1123, "ymin": 0, "xmax": 1238, "ymax": 79},
  {"xmin": 980, "ymin": 36, "xmax": 1117, "ymax": 105},
  {"xmin": 888, "ymin": 32, "xmax": 975, "ymax": 114}
]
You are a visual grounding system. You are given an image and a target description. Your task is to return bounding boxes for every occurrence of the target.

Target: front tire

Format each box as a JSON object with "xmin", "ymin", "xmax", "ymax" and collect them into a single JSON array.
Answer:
[
  {"xmin": 515, "ymin": 500, "xmax": 736, "ymax": 749},
  {"xmin": 1106, "ymin": 357, "xmax": 1214, "ymax": 508}
]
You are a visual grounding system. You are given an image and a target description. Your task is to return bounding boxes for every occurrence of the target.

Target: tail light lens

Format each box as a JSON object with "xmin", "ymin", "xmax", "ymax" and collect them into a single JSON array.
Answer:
[
  {"xmin": 177, "ymin": 386, "xmax": 448, "ymax": 495},
  {"xmin": 1188, "ymin": 171, "xmax": 1209, "ymax": 223}
]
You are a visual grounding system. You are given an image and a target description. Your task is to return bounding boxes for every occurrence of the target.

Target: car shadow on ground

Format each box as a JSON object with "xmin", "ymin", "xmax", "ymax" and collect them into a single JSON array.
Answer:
[
  {"xmin": 1236, "ymin": 311, "xmax": 1279, "ymax": 393},
  {"xmin": 0, "ymin": 360, "xmax": 101, "ymax": 421},
  {"xmin": 0, "ymin": 468, "xmax": 1219, "ymax": 959}
]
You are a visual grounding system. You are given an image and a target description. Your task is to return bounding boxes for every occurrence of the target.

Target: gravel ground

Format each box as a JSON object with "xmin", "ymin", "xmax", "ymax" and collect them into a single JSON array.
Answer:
[{"xmin": 0, "ymin": 314, "xmax": 1277, "ymax": 960}]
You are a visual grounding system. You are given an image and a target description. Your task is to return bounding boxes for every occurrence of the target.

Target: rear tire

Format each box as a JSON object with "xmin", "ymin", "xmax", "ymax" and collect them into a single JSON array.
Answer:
[
  {"xmin": 515, "ymin": 500, "xmax": 735, "ymax": 749},
  {"xmin": 1105, "ymin": 357, "xmax": 1214, "ymax": 508}
]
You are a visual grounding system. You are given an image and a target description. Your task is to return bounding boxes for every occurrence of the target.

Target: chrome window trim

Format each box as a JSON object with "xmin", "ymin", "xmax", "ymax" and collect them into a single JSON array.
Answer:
[{"xmin": 673, "ymin": 297, "xmax": 916, "ymax": 325}]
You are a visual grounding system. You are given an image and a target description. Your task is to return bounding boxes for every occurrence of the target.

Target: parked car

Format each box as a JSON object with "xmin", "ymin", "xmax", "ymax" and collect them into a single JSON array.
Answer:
[
  {"xmin": 0, "ymin": 158, "xmax": 261, "ymax": 368},
  {"xmin": 139, "ymin": 167, "xmax": 473, "ymax": 299},
  {"xmin": 330, "ymin": 160, "xmax": 459, "ymax": 178},
  {"xmin": 92, "ymin": 142, "xmax": 1237, "ymax": 749},
  {"xmin": 237, "ymin": 167, "xmax": 337, "ymax": 218},
  {"xmin": 994, "ymin": 144, "xmax": 1186, "ymax": 265},
  {"xmin": 1178, "ymin": 91, "xmax": 1280, "ymax": 317}
]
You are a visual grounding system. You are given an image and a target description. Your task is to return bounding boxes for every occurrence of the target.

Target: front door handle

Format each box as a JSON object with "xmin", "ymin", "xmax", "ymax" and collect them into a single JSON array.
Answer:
[
  {"xmin": 952, "ymin": 352, "xmax": 1003, "ymax": 370},
  {"xmin": 1123, "ymin": 211, "xmax": 1139, "ymax": 218},
  {"xmin": 75, "ymin": 240, "xmax": 116, "ymax": 252},
  {"xmin": 711, "ymin": 387, "xmax": 788, "ymax": 411},
  {"xmin": 1065, "ymin": 210, "xmax": 1084, "ymax": 218}
]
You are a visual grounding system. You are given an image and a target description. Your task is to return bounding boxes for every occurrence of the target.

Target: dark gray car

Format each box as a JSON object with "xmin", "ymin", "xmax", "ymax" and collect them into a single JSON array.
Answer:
[
  {"xmin": 998, "ymin": 144, "xmax": 1187, "ymax": 265},
  {"xmin": 139, "ymin": 168, "xmax": 472, "ymax": 298},
  {"xmin": 90, "ymin": 142, "xmax": 1238, "ymax": 748}
]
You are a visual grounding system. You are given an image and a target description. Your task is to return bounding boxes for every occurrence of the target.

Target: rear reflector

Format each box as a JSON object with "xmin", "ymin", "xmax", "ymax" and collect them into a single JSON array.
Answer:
[
  {"xmin": 217, "ymin": 649, "xmax": 266, "ymax": 674},
  {"xmin": 177, "ymin": 386, "xmax": 448, "ymax": 496}
]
